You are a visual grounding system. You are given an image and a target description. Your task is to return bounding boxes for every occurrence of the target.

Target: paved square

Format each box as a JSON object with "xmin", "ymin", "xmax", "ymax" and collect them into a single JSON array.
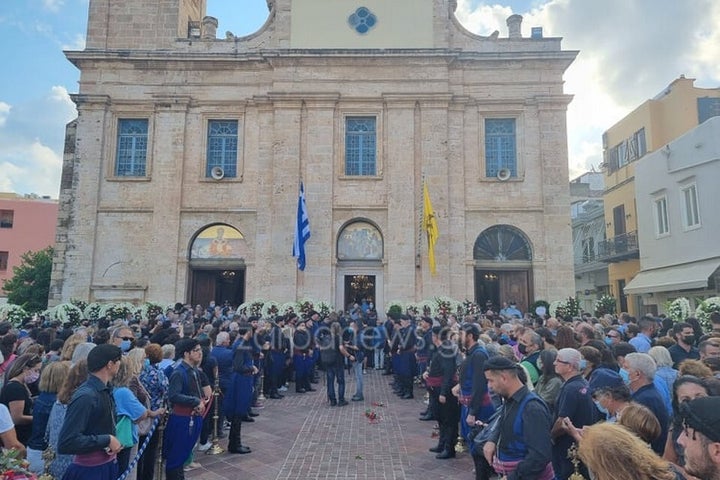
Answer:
[{"xmin": 188, "ymin": 370, "xmax": 475, "ymax": 479}]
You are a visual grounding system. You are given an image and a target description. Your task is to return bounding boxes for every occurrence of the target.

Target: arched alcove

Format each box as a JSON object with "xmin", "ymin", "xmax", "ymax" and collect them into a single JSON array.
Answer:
[
  {"xmin": 337, "ymin": 220, "xmax": 383, "ymax": 261},
  {"xmin": 190, "ymin": 223, "xmax": 247, "ymax": 260},
  {"xmin": 473, "ymin": 224, "xmax": 532, "ymax": 261},
  {"xmin": 473, "ymin": 225, "xmax": 534, "ymax": 314}
]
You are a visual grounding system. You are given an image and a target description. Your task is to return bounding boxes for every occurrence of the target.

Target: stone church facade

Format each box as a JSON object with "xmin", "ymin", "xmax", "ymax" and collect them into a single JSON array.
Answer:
[{"xmin": 50, "ymin": 0, "xmax": 577, "ymax": 313}]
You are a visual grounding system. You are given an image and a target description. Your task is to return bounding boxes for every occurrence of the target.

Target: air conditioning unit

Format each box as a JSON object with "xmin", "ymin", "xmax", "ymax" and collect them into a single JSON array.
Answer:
[
  {"xmin": 497, "ymin": 168, "xmax": 511, "ymax": 181},
  {"xmin": 210, "ymin": 166, "xmax": 225, "ymax": 180}
]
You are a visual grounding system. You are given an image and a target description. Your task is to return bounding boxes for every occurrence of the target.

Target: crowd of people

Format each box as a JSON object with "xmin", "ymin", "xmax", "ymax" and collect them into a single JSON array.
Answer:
[{"xmin": 2, "ymin": 299, "xmax": 720, "ymax": 480}]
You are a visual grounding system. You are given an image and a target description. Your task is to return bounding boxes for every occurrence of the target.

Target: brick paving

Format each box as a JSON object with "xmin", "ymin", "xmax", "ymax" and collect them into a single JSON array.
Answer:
[{"xmin": 187, "ymin": 369, "xmax": 475, "ymax": 480}]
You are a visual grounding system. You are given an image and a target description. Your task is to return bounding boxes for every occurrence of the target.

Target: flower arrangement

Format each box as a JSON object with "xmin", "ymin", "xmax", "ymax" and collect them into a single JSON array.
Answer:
[
  {"xmin": 47, "ymin": 303, "xmax": 84, "ymax": 326},
  {"xmin": 665, "ymin": 297, "xmax": 691, "ymax": 323},
  {"xmin": 0, "ymin": 304, "xmax": 28, "ymax": 327},
  {"xmin": 462, "ymin": 300, "xmax": 480, "ymax": 316},
  {"xmin": 260, "ymin": 301, "xmax": 280, "ymax": 319},
  {"xmin": 83, "ymin": 302, "xmax": 103, "ymax": 321},
  {"xmin": 279, "ymin": 302, "xmax": 297, "ymax": 316},
  {"xmin": 548, "ymin": 300, "xmax": 564, "ymax": 318},
  {"xmin": 696, "ymin": 297, "xmax": 720, "ymax": 331},
  {"xmin": 594, "ymin": 295, "xmax": 617, "ymax": 317},
  {"xmin": 296, "ymin": 299, "xmax": 315, "ymax": 316},
  {"xmin": 434, "ymin": 296, "xmax": 461, "ymax": 318},
  {"xmin": 69, "ymin": 298, "xmax": 88, "ymax": 313},
  {"xmin": 549, "ymin": 297, "xmax": 580, "ymax": 319},
  {"xmin": 529, "ymin": 299, "xmax": 550, "ymax": 317},
  {"xmin": 405, "ymin": 303, "xmax": 419, "ymax": 316},
  {"xmin": 415, "ymin": 299, "xmax": 438, "ymax": 318},
  {"xmin": 238, "ymin": 299, "xmax": 265, "ymax": 317},
  {"xmin": 99, "ymin": 302, "xmax": 135, "ymax": 321},
  {"xmin": 0, "ymin": 448, "xmax": 35, "ymax": 480},
  {"xmin": 141, "ymin": 302, "xmax": 165, "ymax": 321},
  {"xmin": 315, "ymin": 301, "xmax": 333, "ymax": 317}
]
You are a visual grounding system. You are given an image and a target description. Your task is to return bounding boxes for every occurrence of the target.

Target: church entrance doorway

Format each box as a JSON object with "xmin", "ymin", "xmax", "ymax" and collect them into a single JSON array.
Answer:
[
  {"xmin": 188, "ymin": 223, "xmax": 249, "ymax": 309},
  {"xmin": 191, "ymin": 269, "xmax": 246, "ymax": 308},
  {"xmin": 473, "ymin": 225, "xmax": 534, "ymax": 314},
  {"xmin": 336, "ymin": 220, "xmax": 384, "ymax": 314}
]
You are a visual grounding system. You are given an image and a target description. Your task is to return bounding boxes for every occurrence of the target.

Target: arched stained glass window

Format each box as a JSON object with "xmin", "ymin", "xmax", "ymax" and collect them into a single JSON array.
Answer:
[
  {"xmin": 473, "ymin": 225, "xmax": 532, "ymax": 261},
  {"xmin": 337, "ymin": 221, "xmax": 383, "ymax": 260}
]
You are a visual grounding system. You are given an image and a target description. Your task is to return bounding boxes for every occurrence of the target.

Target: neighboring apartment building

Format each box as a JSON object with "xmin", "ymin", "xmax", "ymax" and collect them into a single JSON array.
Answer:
[
  {"xmin": 50, "ymin": 0, "xmax": 578, "ymax": 312},
  {"xmin": 0, "ymin": 193, "xmax": 58, "ymax": 301},
  {"xmin": 600, "ymin": 75, "xmax": 720, "ymax": 316},
  {"xmin": 571, "ymin": 171, "xmax": 608, "ymax": 314},
  {"xmin": 625, "ymin": 117, "xmax": 720, "ymax": 314}
]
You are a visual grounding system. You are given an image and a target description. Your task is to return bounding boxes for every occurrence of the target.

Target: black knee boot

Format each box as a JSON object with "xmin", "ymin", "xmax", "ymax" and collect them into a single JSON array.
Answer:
[{"xmin": 229, "ymin": 416, "xmax": 251, "ymax": 454}]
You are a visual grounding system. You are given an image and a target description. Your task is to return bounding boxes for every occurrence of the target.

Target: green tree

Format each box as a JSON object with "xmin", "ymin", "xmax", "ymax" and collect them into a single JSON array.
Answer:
[{"xmin": 2, "ymin": 247, "xmax": 53, "ymax": 312}]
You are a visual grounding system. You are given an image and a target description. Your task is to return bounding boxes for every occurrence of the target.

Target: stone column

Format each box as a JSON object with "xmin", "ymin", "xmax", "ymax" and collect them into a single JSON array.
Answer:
[
  {"xmin": 384, "ymin": 98, "xmax": 417, "ymax": 302},
  {"xmin": 302, "ymin": 96, "xmax": 339, "ymax": 303},
  {"xmin": 418, "ymin": 96, "xmax": 452, "ymax": 299},
  {"xmin": 537, "ymin": 94, "xmax": 575, "ymax": 301},
  {"xmin": 149, "ymin": 97, "xmax": 190, "ymax": 302},
  {"xmin": 267, "ymin": 98, "xmax": 303, "ymax": 301}
]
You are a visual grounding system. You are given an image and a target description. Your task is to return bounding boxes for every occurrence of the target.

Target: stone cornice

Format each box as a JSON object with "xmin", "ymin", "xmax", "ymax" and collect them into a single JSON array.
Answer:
[
  {"xmin": 70, "ymin": 94, "xmax": 111, "ymax": 107},
  {"xmin": 66, "ymin": 48, "xmax": 579, "ymax": 69}
]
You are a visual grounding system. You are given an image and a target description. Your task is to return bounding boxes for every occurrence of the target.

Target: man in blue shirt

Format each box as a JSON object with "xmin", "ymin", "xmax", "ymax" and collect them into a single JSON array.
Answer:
[
  {"xmin": 628, "ymin": 317, "xmax": 655, "ymax": 353},
  {"xmin": 625, "ymin": 352, "xmax": 669, "ymax": 455},
  {"xmin": 551, "ymin": 348, "xmax": 598, "ymax": 480}
]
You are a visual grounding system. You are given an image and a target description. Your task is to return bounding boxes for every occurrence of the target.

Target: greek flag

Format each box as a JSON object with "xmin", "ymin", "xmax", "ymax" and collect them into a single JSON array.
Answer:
[{"xmin": 293, "ymin": 182, "xmax": 311, "ymax": 271}]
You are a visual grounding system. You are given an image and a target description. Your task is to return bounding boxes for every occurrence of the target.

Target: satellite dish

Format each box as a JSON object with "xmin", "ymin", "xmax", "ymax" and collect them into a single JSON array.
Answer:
[
  {"xmin": 210, "ymin": 166, "xmax": 225, "ymax": 180},
  {"xmin": 497, "ymin": 168, "xmax": 511, "ymax": 181}
]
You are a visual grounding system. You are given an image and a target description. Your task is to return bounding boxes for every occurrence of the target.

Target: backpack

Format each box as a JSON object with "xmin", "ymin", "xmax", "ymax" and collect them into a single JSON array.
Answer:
[{"xmin": 319, "ymin": 334, "xmax": 340, "ymax": 366}]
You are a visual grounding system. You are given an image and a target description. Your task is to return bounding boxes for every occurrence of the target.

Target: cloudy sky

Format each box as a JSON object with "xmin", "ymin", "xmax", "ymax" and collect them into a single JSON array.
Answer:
[{"xmin": 1, "ymin": 0, "xmax": 718, "ymax": 197}]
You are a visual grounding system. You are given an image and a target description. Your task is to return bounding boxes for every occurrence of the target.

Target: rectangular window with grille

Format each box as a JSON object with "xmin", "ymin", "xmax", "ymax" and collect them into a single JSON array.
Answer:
[
  {"xmin": 485, "ymin": 118, "xmax": 517, "ymax": 178},
  {"xmin": 115, "ymin": 119, "xmax": 148, "ymax": 177},
  {"xmin": 345, "ymin": 116, "xmax": 376, "ymax": 176},
  {"xmin": 0, "ymin": 251, "xmax": 7, "ymax": 270},
  {"xmin": 206, "ymin": 120, "xmax": 238, "ymax": 178},
  {"xmin": 681, "ymin": 184, "xmax": 701, "ymax": 229}
]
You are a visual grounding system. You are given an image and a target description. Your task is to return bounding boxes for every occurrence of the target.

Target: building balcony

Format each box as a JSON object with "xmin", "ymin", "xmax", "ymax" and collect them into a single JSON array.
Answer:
[
  {"xmin": 598, "ymin": 231, "xmax": 639, "ymax": 263},
  {"xmin": 574, "ymin": 257, "xmax": 607, "ymax": 275}
]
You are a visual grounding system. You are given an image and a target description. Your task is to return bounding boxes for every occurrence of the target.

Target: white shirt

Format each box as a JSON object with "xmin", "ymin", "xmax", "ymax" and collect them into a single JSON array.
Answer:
[{"xmin": 0, "ymin": 403, "xmax": 15, "ymax": 434}]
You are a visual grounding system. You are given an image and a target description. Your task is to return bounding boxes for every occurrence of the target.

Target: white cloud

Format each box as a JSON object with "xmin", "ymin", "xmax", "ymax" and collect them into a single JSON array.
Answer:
[
  {"xmin": 62, "ymin": 33, "xmax": 86, "ymax": 51},
  {"xmin": 0, "ymin": 102, "xmax": 11, "ymax": 127},
  {"xmin": 0, "ymin": 141, "xmax": 62, "ymax": 197},
  {"xmin": 43, "ymin": 0, "xmax": 65, "ymax": 12},
  {"xmin": 0, "ymin": 86, "xmax": 76, "ymax": 197},
  {"xmin": 456, "ymin": 0, "xmax": 720, "ymax": 177}
]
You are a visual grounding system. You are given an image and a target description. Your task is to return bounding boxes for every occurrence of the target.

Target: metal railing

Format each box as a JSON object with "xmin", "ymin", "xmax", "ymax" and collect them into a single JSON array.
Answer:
[{"xmin": 597, "ymin": 231, "xmax": 639, "ymax": 262}]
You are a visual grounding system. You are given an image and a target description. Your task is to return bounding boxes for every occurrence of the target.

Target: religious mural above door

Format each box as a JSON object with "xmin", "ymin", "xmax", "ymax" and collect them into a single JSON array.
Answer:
[
  {"xmin": 337, "ymin": 221, "xmax": 383, "ymax": 260},
  {"xmin": 190, "ymin": 224, "xmax": 246, "ymax": 259}
]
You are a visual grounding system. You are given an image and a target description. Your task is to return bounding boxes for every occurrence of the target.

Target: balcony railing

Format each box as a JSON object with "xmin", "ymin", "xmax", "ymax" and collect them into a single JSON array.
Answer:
[
  {"xmin": 598, "ymin": 231, "xmax": 639, "ymax": 263},
  {"xmin": 574, "ymin": 256, "xmax": 606, "ymax": 275}
]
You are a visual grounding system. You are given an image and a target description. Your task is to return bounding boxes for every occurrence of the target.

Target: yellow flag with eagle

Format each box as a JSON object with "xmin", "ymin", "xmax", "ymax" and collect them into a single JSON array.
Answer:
[{"xmin": 423, "ymin": 182, "xmax": 439, "ymax": 275}]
